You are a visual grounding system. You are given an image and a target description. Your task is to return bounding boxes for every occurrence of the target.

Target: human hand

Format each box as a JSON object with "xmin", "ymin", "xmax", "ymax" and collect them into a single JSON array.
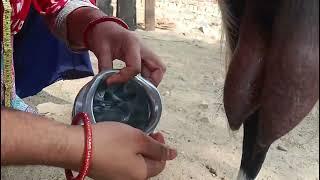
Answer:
[
  {"xmin": 69, "ymin": 122, "xmax": 177, "ymax": 180},
  {"xmin": 86, "ymin": 21, "xmax": 166, "ymax": 86}
]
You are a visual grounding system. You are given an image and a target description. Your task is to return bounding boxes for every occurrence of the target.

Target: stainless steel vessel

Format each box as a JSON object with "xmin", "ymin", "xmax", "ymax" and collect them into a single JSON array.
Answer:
[{"xmin": 72, "ymin": 70, "xmax": 162, "ymax": 134}]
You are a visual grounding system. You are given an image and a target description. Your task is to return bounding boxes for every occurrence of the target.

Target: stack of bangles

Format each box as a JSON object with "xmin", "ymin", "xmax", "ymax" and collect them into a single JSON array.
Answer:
[{"xmin": 64, "ymin": 16, "xmax": 129, "ymax": 180}]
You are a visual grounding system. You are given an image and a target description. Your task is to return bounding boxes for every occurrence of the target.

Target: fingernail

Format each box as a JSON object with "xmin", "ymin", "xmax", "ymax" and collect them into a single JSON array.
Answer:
[
  {"xmin": 150, "ymin": 131, "xmax": 159, "ymax": 136},
  {"xmin": 167, "ymin": 148, "xmax": 177, "ymax": 160},
  {"xmin": 152, "ymin": 130, "xmax": 160, "ymax": 134}
]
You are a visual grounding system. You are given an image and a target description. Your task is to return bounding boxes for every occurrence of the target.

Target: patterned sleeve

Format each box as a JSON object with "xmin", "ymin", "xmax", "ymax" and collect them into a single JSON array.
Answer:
[
  {"xmin": 33, "ymin": 0, "xmax": 98, "ymax": 50},
  {"xmin": 32, "ymin": 0, "xmax": 69, "ymax": 15}
]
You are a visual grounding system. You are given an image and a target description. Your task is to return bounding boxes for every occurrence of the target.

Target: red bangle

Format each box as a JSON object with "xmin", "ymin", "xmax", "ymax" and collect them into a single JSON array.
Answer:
[
  {"xmin": 83, "ymin": 16, "xmax": 129, "ymax": 49},
  {"xmin": 65, "ymin": 112, "xmax": 93, "ymax": 180}
]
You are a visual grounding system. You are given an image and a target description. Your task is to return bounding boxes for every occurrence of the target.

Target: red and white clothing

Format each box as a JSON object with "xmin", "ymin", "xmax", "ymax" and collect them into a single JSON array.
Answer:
[
  {"xmin": 1, "ymin": 0, "xmax": 96, "ymax": 112},
  {"xmin": 1, "ymin": 0, "xmax": 96, "ymax": 35}
]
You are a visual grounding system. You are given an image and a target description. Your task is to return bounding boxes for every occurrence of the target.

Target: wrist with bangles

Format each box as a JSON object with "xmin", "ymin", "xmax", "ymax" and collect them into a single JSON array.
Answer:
[
  {"xmin": 53, "ymin": 1, "xmax": 129, "ymax": 52},
  {"xmin": 29, "ymin": 0, "xmax": 129, "ymax": 179},
  {"xmin": 82, "ymin": 16, "xmax": 129, "ymax": 49},
  {"xmin": 63, "ymin": 16, "xmax": 128, "ymax": 180},
  {"xmin": 64, "ymin": 16, "xmax": 128, "ymax": 178},
  {"xmin": 53, "ymin": 4, "xmax": 129, "ymax": 180}
]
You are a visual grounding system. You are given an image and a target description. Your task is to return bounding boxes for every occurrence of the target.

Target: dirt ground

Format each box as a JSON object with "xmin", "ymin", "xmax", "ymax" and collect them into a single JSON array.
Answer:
[{"xmin": 1, "ymin": 29, "xmax": 319, "ymax": 180}]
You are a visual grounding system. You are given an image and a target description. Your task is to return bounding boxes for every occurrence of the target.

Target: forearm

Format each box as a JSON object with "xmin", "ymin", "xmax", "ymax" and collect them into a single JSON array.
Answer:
[
  {"xmin": 44, "ymin": 0, "xmax": 127, "ymax": 51},
  {"xmin": 1, "ymin": 108, "xmax": 84, "ymax": 170},
  {"xmin": 43, "ymin": 0, "xmax": 99, "ymax": 50},
  {"xmin": 66, "ymin": 7, "xmax": 105, "ymax": 49}
]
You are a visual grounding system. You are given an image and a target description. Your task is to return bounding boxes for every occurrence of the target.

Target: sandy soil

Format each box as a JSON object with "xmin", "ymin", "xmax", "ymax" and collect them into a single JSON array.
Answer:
[{"xmin": 1, "ymin": 30, "xmax": 319, "ymax": 180}]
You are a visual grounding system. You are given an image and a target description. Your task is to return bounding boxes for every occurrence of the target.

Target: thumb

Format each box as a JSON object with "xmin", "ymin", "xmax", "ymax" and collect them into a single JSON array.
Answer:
[
  {"xmin": 149, "ymin": 132, "xmax": 165, "ymax": 144},
  {"xmin": 107, "ymin": 36, "xmax": 142, "ymax": 85},
  {"xmin": 144, "ymin": 158, "xmax": 166, "ymax": 178},
  {"xmin": 139, "ymin": 133, "xmax": 177, "ymax": 161}
]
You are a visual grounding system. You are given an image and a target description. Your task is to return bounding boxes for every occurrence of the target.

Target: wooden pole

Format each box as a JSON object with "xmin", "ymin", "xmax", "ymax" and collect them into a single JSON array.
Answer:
[
  {"xmin": 145, "ymin": 0, "xmax": 155, "ymax": 31},
  {"xmin": 117, "ymin": 0, "xmax": 137, "ymax": 30}
]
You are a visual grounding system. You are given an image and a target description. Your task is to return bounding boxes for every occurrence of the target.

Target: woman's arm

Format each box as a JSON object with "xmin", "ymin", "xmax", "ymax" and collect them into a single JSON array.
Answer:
[
  {"xmin": 1, "ymin": 108, "xmax": 177, "ymax": 179},
  {"xmin": 34, "ymin": 0, "xmax": 166, "ymax": 85},
  {"xmin": 1, "ymin": 108, "xmax": 82, "ymax": 170},
  {"xmin": 49, "ymin": 0, "xmax": 99, "ymax": 50}
]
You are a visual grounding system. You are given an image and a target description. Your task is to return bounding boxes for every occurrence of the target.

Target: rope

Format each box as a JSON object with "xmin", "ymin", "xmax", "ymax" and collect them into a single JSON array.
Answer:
[{"xmin": 2, "ymin": 0, "xmax": 13, "ymax": 108}]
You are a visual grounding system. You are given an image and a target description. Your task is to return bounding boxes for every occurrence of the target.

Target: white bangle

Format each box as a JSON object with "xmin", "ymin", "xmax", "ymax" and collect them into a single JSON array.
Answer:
[{"xmin": 54, "ymin": 0, "xmax": 98, "ymax": 51}]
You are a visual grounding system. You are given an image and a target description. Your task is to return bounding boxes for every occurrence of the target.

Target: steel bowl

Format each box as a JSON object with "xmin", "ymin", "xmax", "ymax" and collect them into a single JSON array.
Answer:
[{"xmin": 72, "ymin": 70, "xmax": 162, "ymax": 134}]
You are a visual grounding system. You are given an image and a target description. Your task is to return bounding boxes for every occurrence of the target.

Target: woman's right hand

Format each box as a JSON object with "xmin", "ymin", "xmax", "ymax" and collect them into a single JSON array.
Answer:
[{"xmin": 69, "ymin": 122, "xmax": 177, "ymax": 180}]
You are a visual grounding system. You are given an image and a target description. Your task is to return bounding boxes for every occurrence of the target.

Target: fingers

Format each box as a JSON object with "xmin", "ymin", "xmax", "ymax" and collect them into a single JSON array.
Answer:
[
  {"xmin": 140, "ymin": 133, "xmax": 169, "ymax": 178},
  {"xmin": 140, "ymin": 44, "xmax": 166, "ymax": 86},
  {"xmin": 139, "ymin": 132, "xmax": 177, "ymax": 161},
  {"xmin": 141, "ymin": 63, "xmax": 165, "ymax": 87},
  {"xmin": 95, "ymin": 46, "xmax": 113, "ymax": 72},
  {"xmin": 144, "ymin": 158, "xmax": 166, "ymax": 178},
  {"xmin": 107, "ymin": 36, "xmax": 142, "ymax": 85},
  {"xmin": 107, "ymin": 66, "xmax": 140, "ymax": 85},
  {"xmin": 149, "ymin": 132, "xmax": 165, "ymax": 144},
  {"xmin": 94, "ymin": 31, "xmax": 165, "ymax": 86}
]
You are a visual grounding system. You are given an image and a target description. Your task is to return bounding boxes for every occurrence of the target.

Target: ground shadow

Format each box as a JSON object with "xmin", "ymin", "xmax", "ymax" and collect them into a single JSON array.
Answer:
[{"xmin": 23, "ymin": 91, "xmax": 70, "ymax": 108}]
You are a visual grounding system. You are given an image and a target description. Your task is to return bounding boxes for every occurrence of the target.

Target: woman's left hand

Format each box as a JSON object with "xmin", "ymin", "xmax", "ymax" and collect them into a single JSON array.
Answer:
[{"xmin": 86, "ymin": 21, "xmax": 166, "ymax": 86}]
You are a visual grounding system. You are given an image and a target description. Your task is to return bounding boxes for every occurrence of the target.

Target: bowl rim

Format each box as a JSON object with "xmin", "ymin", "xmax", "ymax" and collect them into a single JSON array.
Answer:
[{"xmin": 74, "ymin": 69, "xmax": 162, "ymax": 134}]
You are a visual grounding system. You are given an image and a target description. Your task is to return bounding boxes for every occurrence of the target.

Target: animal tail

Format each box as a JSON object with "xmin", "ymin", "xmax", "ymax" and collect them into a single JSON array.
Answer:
[
  {"xmin": 236, "ymin": 111, "xmax": 270, "ymax": 180},
  {"xmin": 217, "ymin": 0, "xmax": 244, "ymax": 72}
]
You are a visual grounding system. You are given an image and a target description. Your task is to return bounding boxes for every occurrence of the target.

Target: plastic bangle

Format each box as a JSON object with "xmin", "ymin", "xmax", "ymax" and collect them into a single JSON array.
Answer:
[
  {"xmin": 83, "ymin": 16, "xmax": 129, "ymax": 49},
  {"xmin": 65, "ymin": 112, "xmax": 93, "ymax": 180}
]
